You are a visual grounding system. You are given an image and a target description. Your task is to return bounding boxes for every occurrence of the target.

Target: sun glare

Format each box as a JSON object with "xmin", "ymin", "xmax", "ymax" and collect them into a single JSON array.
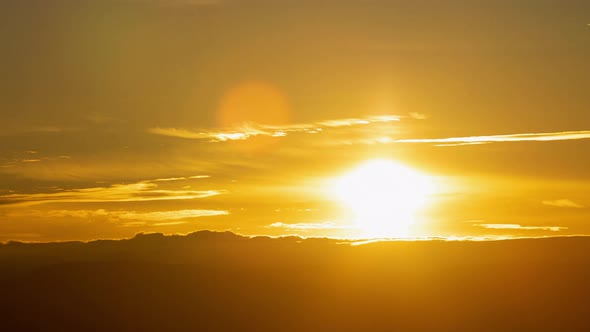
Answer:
[{"xmin": 332, "ymin": 160, "xmax": 434, "ymax": 238}]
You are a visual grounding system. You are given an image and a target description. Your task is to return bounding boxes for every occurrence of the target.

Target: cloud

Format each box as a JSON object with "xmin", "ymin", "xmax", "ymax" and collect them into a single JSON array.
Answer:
[
  {"xmin": 396, "ymin": 130, "xmax": 590, "ymax": 146},
  {"xmin": 542, "ymin": 199, "xmax": 584, "ymax": 208},
  {"xmin": 149, "ymin": 114, "xmax": 400, "ymax": 142},
  {"xmin": 26, "ymin": 126, "xmax": 68, "ymax": 133},
  {"xmin": 0, "ymin": 153, "xmax": 75, "ymax": 169},
  {"xmin": 8, "ymin": 209, "xmax": 229, "ymax": 222},
  {"xmin": 474, "ymin": 223, "xmax": 568, "ymax": 232},
  {"xmin": 409, "ymin": 112, "xmax": 429, "ymax": 120},
  {"xmin": 152, "ymin": 175, "xmax": 210, "ymax": 182},
  {"xmin": 266, "ymin": 222, "xmax": 354, "ymax": 230},
  {"xmin": 0, "ymin": 126, "xmax": 78, "ymax": 136},
  {"xmin": 155, "ymin": 118, "xmax": 590, "ymax": 148},
  {"xmin": 316, "ymin": 115, "xmax": 398, "ymax": 127},
  {"xmin": 431, "ymin": 142, "xmax": 488, "ymax": 147},
  {"xmin": 149, "ymin": 125, "xmax": 281, "ymax": 141},
  {"xmin": 0, "ymin": 179, "xmax": 226, "ymax": 207},
  {"xmin": 5, "ymin": 209, "xmax": 109, "ymax": 219},
  {"xmin": 116, "ymin": 209, "xmax": 228, "ymax": 221}
]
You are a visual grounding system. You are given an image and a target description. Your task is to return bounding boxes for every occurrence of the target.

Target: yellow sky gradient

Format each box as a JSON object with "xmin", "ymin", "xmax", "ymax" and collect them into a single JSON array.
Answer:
[{"xmin": 1, "ymin": 0, "xmax": 589, "ymax": 241}]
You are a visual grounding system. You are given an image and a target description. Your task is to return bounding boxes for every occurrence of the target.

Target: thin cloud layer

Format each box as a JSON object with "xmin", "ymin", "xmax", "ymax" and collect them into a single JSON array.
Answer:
[
  {"xmin": 397, "ymin": 130, "xmax": 590, "ymax": 146},
  {"xmin": 542, "ymin": 199, "xmax": 584, "ymax": 208},
  {"xmin": 474, "ymin": 223, "xmax": 567, "ymax": 232},
  {"xmin": 0, "ymin": 178, "xmax": 225, "ymax": 207},
  {"xmin": 266, "ymin": 222, "xmax": 353, "ymax": 230},
  {"xmin": 0, "ymin": 153, "xmax": 72, "ymax": 169},
  {"xmin": 409, "ymin": 112, "xmax": 429, "ymax": 120},
  {"xmin": 149, "ymin": 115, "xmax": 401, "ymax": 142},
  {"xmin": 8, "ymin": 209, "xmax": 228, "ymax": 221},
  {"xmin": 151, "ymin": 121, "xmax": 590, "ymax": 148},
  {"xmin": 152, "ymin": 175, "xmax": 210, "ymax": 182},
  {"xmin": 117, "ymin": 209, "xmax": 228, "ymax": 220}
]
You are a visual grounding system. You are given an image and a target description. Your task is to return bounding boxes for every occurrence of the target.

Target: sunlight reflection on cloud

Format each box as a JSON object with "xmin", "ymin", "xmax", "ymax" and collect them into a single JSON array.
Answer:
[
  {"xmin": 149, "ymin": 114, "xmax": 401, "ymax": 142},
  {"xmin": 0, "ymin": 178, "xmax": 226, "ymax": 207}
]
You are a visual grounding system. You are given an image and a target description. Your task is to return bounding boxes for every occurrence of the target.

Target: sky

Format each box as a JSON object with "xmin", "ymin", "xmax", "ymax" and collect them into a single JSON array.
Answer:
[{"xmin": 1, "ymin": 0, "xmax": 589, "ymax": 241}]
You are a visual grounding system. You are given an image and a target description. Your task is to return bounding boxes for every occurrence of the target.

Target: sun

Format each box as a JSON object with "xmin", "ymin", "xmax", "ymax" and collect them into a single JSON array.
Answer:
[{"xmin": 331, "ymin": 159, "xmax": 434, "ymax": 238}]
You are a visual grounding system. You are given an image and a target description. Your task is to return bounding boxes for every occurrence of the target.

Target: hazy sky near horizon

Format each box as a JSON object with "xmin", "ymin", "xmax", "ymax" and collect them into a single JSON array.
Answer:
[{"xmin": 1, "ymin": 0, "xmax": 589, "ymax": 241}]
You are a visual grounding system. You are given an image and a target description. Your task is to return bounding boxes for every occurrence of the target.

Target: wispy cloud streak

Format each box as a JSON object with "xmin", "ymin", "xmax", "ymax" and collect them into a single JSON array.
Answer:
[
  {"xmin": 0, "ymin": 179, "xmax": 225, "ymax": 207},
  {"xmin": 8, "ymin": 209, "xmax": 229, "ymax": 221},
  {"xmin": 152, "ymin": 175, "xmax": 209, "ymax": 182},
  {"xmin": 542, "ymin": 199, "xmax": 584, "ymax": 208},
  {"xmin": 474, "ymin": 223, "xmax": 567, "ymax": 232},
  {"xmin": 149, "ymin": 115, "xmax": 400, "ymax": 142},
  {"xmin": 266, "ymin": 222, "xmax": 354, "ymax": 230},
  {"xmin": 397, "ymin": 130, "xmax": 590, "ymax": 146}
]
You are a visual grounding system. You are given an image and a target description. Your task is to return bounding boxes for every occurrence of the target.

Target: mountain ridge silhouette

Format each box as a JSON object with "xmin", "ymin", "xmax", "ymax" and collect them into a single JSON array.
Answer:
[{"xmin": 1, "ymin": 230, "xmax": 589, "ymax": 331}]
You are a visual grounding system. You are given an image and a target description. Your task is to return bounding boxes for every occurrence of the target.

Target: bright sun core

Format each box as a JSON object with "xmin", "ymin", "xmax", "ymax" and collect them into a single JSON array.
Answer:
[{"xmin": 332, "ymin": 160, "xmax": 434, "ymax": 238}]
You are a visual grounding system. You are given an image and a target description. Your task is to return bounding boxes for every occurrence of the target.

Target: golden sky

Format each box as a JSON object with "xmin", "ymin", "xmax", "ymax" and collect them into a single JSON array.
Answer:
[{"xmin": 1, "ymin": 0, "xmax": 589, "ymax": 241}]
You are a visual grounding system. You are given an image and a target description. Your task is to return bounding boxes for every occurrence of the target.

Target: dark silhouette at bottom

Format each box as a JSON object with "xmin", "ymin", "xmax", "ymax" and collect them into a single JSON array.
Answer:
[{"xmin": 1, "ymin": 231, "xmax": 589, "ymax": 331}]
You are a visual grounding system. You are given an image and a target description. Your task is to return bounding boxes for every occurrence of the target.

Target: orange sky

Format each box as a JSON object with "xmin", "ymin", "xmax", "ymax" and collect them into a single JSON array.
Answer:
[{"xmin": 1, "ymin": 0, "xmax": 589, "ymax": 241}]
